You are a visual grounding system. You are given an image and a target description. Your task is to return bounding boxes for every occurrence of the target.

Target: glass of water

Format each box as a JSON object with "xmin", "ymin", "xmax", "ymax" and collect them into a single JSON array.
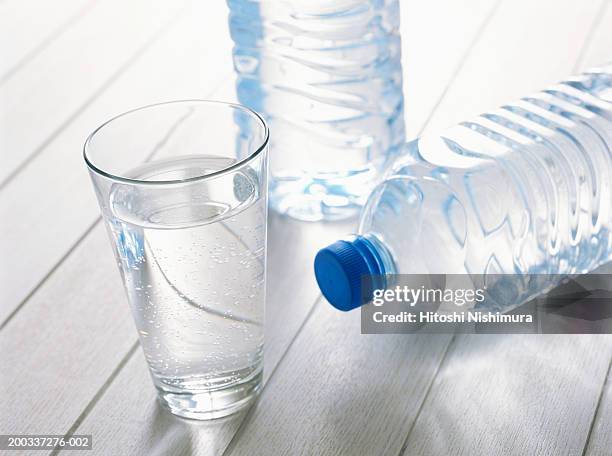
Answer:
[{"xmin": 84, "ymin": 100, "xmax": 269, "ymax": 420}]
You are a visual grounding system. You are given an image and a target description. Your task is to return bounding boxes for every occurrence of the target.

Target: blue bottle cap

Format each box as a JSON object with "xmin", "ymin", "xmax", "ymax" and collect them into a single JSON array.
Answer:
[{"xmin": 314, "ymin": 237, "xmax": 383, "ymax": 311}]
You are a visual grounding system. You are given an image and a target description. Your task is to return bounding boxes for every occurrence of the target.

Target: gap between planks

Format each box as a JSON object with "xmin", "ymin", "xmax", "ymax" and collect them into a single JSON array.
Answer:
[
  {"xmin": 581, "ymin": 358, "xmax": 612, "ymax": 456},
  {"xmin": 415, "ymin": 0, "xmax": 503, "ymax": 138},
  {"xmin": 220, "ymin": 296, "xmax": 324, "ymax": 456},
  {"xmin": 572, "ymin": 0, "xmax": 611, "ymax": 74},
  {"xmin": 0, "ymin": 0, "xmax": 100, "ymax": 85}
]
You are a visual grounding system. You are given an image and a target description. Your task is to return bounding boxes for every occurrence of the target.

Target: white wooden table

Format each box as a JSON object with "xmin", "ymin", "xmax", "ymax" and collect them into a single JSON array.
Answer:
[{"xmin": 1, "ymin": 1, "xmax": 612, "ymax": 455}]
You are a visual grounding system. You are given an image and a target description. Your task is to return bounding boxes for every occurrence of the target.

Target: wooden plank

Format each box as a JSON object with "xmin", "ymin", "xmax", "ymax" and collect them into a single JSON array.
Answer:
[
  {"xmin": 575, "ymin": 0, "xmax": 612, "ymax": 72},
  {"xmin": 0, "ymin": 224, "xmax": 136, "ymax": 436},
  {"xmin": 584, "ymin": 361, "xmax": 612, "ymax": 456},
  {"xmin": 64, "ymin": 215, "xmax": 352, "ymax": 456},
  {"xmin": 577, "ymin": 6, "xmax": 612, "ymax": 455},
  {"xmin": 230, "ymin": 317, "xmax": 454, "ymax": 456},
  {"xmin": 0, "ymin": 0, "xmax": 186, "ymax": 186},
  {"xmin": 60, "ymin": 349, "xmax": 248, "ymax": 456},
  {"xmin": 0, "ymin": 1, "xmax": 234, "ymax": 325},
  {"xmin": 0, "ymin": 0, "xmax": 95, "ymax": 81},
  {"xmin": 224, "ymin": 1, "xmax": 612, "ymax": 455},
  {"xmin": 401, "ymin": 0, "xmax": 501, "ymax": 138},
  {"xmin": 424, "ymin": 0, "xmax": 607, "ymax": 134},
  {"xmin": 401, "ymin": 336, "xmax": 612, "ymax": 456}
]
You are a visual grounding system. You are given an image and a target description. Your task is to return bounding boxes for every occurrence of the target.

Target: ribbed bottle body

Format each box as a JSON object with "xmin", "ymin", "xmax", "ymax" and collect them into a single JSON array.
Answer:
[
  {"xmin": 228, "ymin": 0, "xmax": 405, "ymax": 221},
  {"xmin": 358, "ymin": 66, "xmax": 612, "ymax": 308}
]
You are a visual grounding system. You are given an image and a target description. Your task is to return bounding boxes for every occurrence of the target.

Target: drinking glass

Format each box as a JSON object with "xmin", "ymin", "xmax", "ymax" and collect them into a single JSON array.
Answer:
[{"xmin": 84, "ymin": 100, "xmax": 269, "ymax": 420}]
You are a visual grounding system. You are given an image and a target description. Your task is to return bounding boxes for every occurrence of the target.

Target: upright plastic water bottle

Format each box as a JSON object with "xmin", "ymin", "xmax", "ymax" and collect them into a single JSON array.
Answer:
[
  {"xmin": 228, "ymin": 0, "xmax": 405, "ymax": 221},
  {"xmin": 315, "ymin": 65, "xmax": 612, "ymax": 311}
]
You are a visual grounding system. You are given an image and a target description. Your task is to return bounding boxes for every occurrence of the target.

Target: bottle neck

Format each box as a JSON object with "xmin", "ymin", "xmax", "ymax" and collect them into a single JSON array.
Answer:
[{"xmin": 351, "ymin": 233, "xmax": 396, "ymax": 284}]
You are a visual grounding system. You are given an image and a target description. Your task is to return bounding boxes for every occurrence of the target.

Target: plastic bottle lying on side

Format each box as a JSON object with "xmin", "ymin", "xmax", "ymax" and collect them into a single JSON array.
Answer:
[{"xmin": 314, "ymin": 65, "xmax": 612, "ymax": 312}]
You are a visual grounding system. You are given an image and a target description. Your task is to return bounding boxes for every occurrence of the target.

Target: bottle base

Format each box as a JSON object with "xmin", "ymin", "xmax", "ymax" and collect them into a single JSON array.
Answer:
[
  {"xmin": 269, "ymin": 171, "xmax": 379, "ymax": 222},
  {"xmin": 271, "ymin": 192, "xmax": 362, "ymax": 222}
]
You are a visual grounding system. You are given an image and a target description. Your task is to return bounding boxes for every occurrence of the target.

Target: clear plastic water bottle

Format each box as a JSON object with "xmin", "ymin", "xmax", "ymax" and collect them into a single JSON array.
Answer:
[
  {"xmin": 315, "ymin": 65, "xmax": 612, "ymax": 311},
  {"xmin": 228, "ymin": 0, "xmax": 405, "ymax": 221}
]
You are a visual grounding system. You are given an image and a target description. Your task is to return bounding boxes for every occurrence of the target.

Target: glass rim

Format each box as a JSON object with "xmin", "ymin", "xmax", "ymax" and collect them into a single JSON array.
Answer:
[{"xmin": 83, "ymin": 99, "xmax": 269, "ymax": 186}]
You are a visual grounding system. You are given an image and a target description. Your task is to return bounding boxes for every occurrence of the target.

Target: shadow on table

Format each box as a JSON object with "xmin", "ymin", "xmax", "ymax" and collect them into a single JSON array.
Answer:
[{"xmin": 139, "ymin": 401, "xmax": 247, "ymax": 456}]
